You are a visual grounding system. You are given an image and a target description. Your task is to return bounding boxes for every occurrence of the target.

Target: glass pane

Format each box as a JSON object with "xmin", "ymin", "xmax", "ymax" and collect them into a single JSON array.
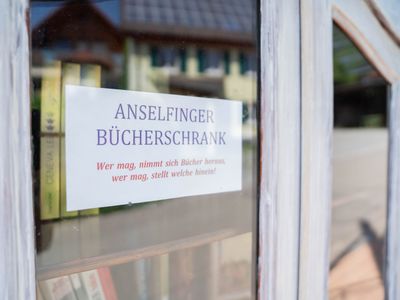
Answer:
[
  {"xmin": 329, "ymin": 25, "xmax": 388, "ymax": 300},
  {"xmin": 31, "ymin": 0, "xmax": 258, "ymax": 299}
]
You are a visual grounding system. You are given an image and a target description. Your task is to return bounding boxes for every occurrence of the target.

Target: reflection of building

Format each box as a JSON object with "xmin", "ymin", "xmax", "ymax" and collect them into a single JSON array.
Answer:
[
  {"xmin": 31, "ymin": 2, "xmax": 257, "ymax": 298},
  {"xmin": 121, "ymin": 0, "xmax": 257, "ymax": 106},
  {"xmin": 32, "ymin": 1, "xmax": 123, "ymax": 89},
  {"xmin": 32, "ymin": 0, "xmax": 258, "ymax": 136},
  {"xmin": 31, "ymin": 1, "xmax": 258, "ymax": 221}
]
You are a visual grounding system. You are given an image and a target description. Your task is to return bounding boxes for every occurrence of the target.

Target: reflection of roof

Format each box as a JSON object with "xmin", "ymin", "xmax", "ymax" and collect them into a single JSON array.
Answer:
[
  {"xmin": 121, "ymin": 0, "xmax": 256, "ymax": 44},
  {"xmin": 32, "ymin": 1, "xmax": 122, "ymax": 51}
]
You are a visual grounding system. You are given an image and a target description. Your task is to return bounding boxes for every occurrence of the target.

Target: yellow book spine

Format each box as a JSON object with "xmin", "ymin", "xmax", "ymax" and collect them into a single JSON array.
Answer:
[
  {"xmin": 61, "ymin": 63, "xmax": 80, "ymax": 218},
  {"xmin": 40, "ymin": 62, "xmax": 61, "ymax": 220},
  {"xmin": 80, "ymin": 64, "xmax": 101, "ymax": 216},
  {"xmin": 40, "ymin": 61, "xmax": 61, "ymax": 134},
  {"xmin": 40, "ymin": 136, "xmax": 60, "ymax": 220}
]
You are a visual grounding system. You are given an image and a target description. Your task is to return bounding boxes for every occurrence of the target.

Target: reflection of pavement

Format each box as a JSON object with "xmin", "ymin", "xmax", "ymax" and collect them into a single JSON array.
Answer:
[
  {"xmin": 329, "ymin": 242, "xmax": 383, "ymax": 299},
  {"xmin": 330, "ymin": 129, "xmax": 387, "ymax": 299},
  {"xmin": 331, "ymin": 129, "xmax": 387, "ymax": 261}
]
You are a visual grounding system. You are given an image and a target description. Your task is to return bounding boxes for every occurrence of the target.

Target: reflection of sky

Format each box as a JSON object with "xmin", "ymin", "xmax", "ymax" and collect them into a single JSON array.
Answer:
[{"xmin": 30, "ymin": 0, "xmax": 120, "ymax": 28}]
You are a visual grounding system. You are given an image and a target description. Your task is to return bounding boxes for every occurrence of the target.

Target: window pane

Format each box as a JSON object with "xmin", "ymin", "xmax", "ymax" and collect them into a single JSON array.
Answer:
[
  {"xmin": 329, "ymin": 25, "xmax": 388, "ymax": 300},
  {"xmin": 31, "ymin": 0, "xmax": 258, "ymax": 299}
]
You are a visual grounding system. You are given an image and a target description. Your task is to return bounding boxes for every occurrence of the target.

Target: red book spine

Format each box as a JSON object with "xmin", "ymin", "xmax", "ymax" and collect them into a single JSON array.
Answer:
[{"xmin": 97, "ymin": 267, "xmax": 118, "ymax": 300}]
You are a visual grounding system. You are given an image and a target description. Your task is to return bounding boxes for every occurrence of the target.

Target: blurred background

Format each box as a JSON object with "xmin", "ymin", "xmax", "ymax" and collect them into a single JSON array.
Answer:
[{"xmin": 329, "ymin": 25, "xmax": 388, "ymax": 300}]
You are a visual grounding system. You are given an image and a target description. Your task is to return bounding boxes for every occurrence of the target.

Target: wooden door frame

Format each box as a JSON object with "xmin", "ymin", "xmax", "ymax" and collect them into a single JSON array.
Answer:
[
  {"xmin": 1, "ymin": 0, "xmax": 399, "ymax": 299},
  {"xmin": 0, "ymin": 0, "xmax": 36, "ymax": 299},
  {"xmin": 331, "ymin": 2, "xmax": 400, "ymax": 299},
  {"xmin": 258, "ymin": 0, "xmax": 400, "ymax": 299}
]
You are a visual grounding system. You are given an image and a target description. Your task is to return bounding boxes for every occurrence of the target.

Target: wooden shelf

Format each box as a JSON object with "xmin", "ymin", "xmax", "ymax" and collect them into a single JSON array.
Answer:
[
  {"xmin": 37, "ymin": 228, "xmax": 240, "ymax": 281},
  {"xmin": 36, "ymin": 189, "xmax": 255, "ymax": 281}
]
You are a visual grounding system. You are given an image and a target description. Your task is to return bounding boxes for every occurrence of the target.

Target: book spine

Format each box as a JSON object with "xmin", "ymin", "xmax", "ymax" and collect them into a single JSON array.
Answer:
[
  {"xmin": 40, "ymin": 61, "xmax": 61, "ymax": 134},
  {"xmin": 40, "ymin": 62, "xmax": 62, "ymax": 220},
  {"xmin": 40, "ymin": 136, "xmax": 60, "ymax": 220},
  {"xmin": 70, "ymin": 273, "xmax": 89, "ymax": 300},
  {"xmin": 60, "ymin": 63, "xmax": 80, "ymax": 218},
  {"xmin": 39, "ymin": 276, "xmax": 78, "ymax": 300},
  {"xmin": 97, "ymin": 267, "xmax": 118, "ymax": 300},
  {"xmin": 79, "ymin": 64, "xmax": 101, "ymax": 216},
  {"xmin": 160, "ymin": 254, "xmax": 169, "ymax": 300},
  {"xmin": 80, "ymin": 270, "xmax": 107, "ymax": 300}
]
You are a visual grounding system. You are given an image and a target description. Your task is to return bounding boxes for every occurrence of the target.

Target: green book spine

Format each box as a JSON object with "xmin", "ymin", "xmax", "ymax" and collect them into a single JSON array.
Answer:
[
  {"xmin": 79, "ymin": 64, "xmax": 101, "ymax": 216},
  {"xmin": 61, "ymin": 63, "xmax": 80, "ymax": 218}
]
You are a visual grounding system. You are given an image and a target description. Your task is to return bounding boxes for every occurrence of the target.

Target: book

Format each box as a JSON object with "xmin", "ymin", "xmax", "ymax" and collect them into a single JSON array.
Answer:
[
  {"xmin": 80, "ymin": 268, "xmax": 118, "ymax": 300},
  {"xmin": 40, "ymin": 61, "xmax": 62, "ymax": 220},
  {"xmin": 40, "ymin": 136, "xmax": 60, "ymax": 220},
  {"xmin": 160, "ymin": 254, "xmax": 169, "ymax": 300},
  {"xmin": 97, "ymin": 268, "xmax": 118, "ymax": 300},
  {"xmin": 79, "ymin": 64, "xmax": 101, "ymax": 216},
  {"xmin": 70, "ymin": 273, "xmax": 89, "ymax": 300},
  {"xmin": 80, "ymin": 270, "xmax": 107, "ymax": 300},
  {"xmin": 41, "ymin": 61, "xmax": 61, "ymax": 134},
  {"xmin": 39, "ymin": 276, "xmax": 77, "ymax": 300},
  {"xmin": 60, "ymin": 63, "xmax": 80, "ymax": 218}
]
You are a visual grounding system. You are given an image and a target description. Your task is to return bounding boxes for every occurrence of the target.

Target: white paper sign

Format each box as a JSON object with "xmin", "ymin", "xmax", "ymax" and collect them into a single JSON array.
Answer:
[{"xmin": 66, "ymin": 85, "xmax": 242, "ymax": 211}]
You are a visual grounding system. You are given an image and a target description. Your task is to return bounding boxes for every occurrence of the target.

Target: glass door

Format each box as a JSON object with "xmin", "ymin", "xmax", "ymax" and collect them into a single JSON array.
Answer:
[{"xmin": 30, "ymin": 0, "xmax": 259, "ymax": 299}]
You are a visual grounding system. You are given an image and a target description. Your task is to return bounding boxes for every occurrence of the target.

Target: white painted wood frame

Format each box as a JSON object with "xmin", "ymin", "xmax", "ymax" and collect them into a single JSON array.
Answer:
[
  {"xmin": 298, "ymin": 0, "xmax": 333, "ymax": 299},
  {"xmin": 296, "ymin": 0, "xmax": 400, "ymax": 299},
  {"xmin": 0, "ymin": 0, "xmax": 36, "ymax": 299},
  {"xmin": 1, "ymin": 0, "xmax": 400, "ymax": 299},
  {"xmin": 260, "ymin": 0, "xmax": 400, "ymax": 299},
  {"xmin": 258, "ymin": 1, "xmax": 301, "ymax": 299},
  {"xmin": 333, "ymin": 1, "xmax": 400, "ymax": 299}
]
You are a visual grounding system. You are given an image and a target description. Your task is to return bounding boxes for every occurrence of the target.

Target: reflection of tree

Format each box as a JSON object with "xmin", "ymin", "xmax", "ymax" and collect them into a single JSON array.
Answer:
[
  {"xmin": 333, "ymin": 25, "xmax": 387, "ymax": 128},
  {"xmin": 329, "ymin": 219, "xmax": 386, "ymax": 300},
  {"xmin": 333, "ymin": 26, "xmax": 373, "ymax": 86},
  {"xmin": 359, "ymin": 220, "xmax": 385, "ymax": 284},
  {"xmin": 330, "ymin": 219, "xmax": 385, "ymax": 274}
]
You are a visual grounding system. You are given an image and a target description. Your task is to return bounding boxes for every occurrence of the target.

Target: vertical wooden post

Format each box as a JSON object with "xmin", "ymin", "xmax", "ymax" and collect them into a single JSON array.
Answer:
[
  {"xmin": 258, "ymin": 1, "xmax": 301, "ymax": 299},
  {"xmin": 387, "ymin": 81, "xmax": 400, "ymax": 300},
  {"xmin": 299, "ymin": 0, "xmax": 333, "ymax": 299},
  {"xmin": 0, "ymin": 0, "xmax": 36, "ymax": 299}
]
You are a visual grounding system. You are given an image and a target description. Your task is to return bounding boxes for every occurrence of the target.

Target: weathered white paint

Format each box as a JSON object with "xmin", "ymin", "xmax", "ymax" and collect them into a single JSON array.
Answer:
[
  {"xmin": 298, "ymin": 1, "xmax": 333, "ymax": 300},
  {"xmin": 0, "ymin": 0, "xmax": 36, "ymax": 299},
  {"xmin": 0, "ymin": 0, "xmax": 397, "ymax": 299},
  {"xmin": 333, "ymin": 0, "xmax": 400, "ymax": 83},
  {"xmin": 259, "ymin": 0, "xmax": 301, "ymax": 299},
  {"xmin": 387, "ymin": 81, "xmax": 400, "ymax": 300},
  {"xmin": 367, "ymin": 0, "xmax": 400, "ymax": 44},
  {"xmin": 333, "ymin": 1, "xmax": 400, "ymax": 300}
]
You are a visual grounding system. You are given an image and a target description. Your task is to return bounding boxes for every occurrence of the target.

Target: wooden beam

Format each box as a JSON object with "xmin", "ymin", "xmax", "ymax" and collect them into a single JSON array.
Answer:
[
  {"xmin": 37, "ymin": 229, "xmax": 236, "ymax": 281},
  {"xmin": 333, "ymin": 0, "xmax": 400, "ymax": 83},
  {"xmin": 387, "ymin": 81, "xmax": 400, "ymax": 300},
  {"xmin": 366, "ymin": 0, "xmax": 400, "ymax": 45},
  {"xmin": 259, "ymin": 1, "xmax": 301, "ymax": 299},
  {"xmin": 299, "ymin": 0, "xmax": 333, "ymax": 299},
  {"xmin": 0, "ymin": 0, "xmax": 36, "ymax": 299},
  {"xmin": 333, "ymin": 1, "xmax": 400, "ymax": 299}
]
